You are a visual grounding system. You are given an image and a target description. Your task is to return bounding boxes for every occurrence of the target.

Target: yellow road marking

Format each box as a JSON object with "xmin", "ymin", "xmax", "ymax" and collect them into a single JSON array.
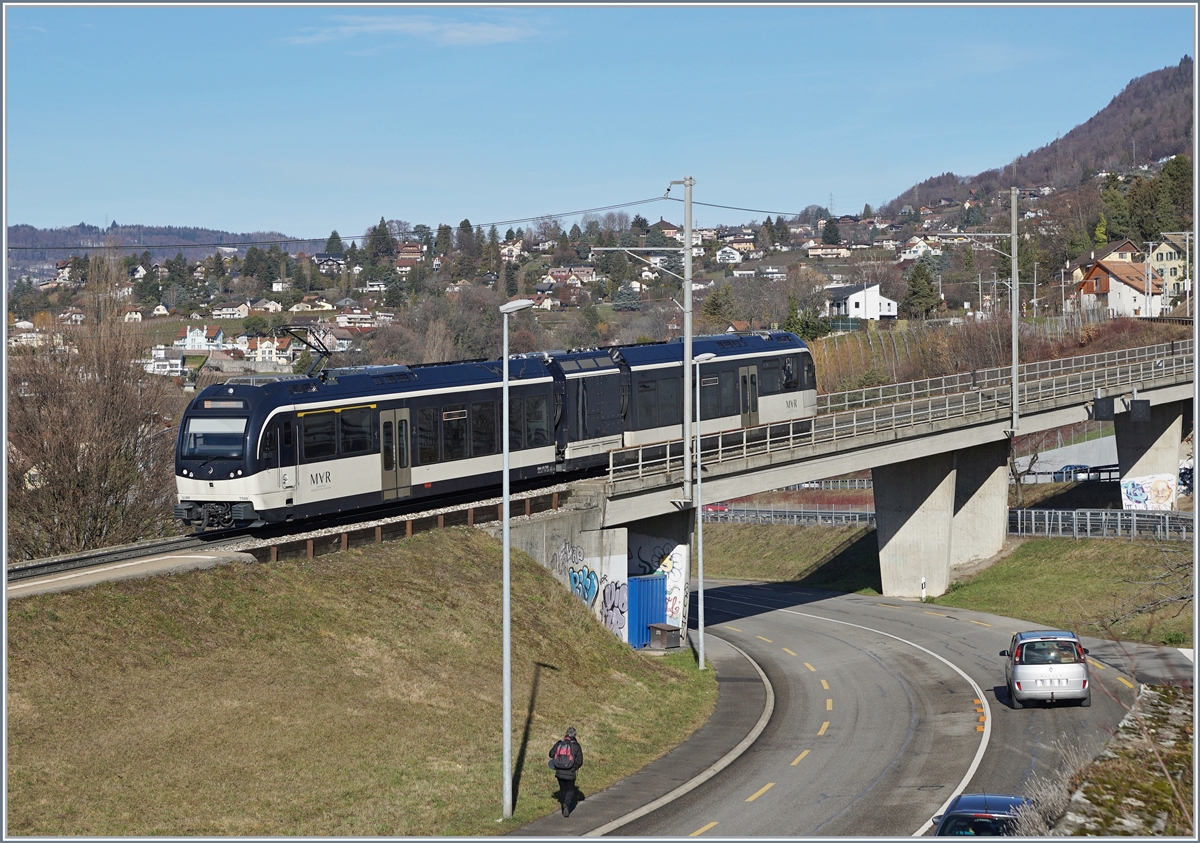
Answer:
[
  {"xmin": 924, "ymin": 610, "xmax": 949, "ymax": 617},
  {"xmin": 723, "ymin": 625, "xmax": 742, "ymax": 632},
  {"xmin": 782, "ymin": 647, "xmax": 797, "ymax": 656},
  {"xmin": 791, "ymin": 749, "xmax": 811, "ymax": 766},
  {"xmin": 975, "ymin": 707, "xmax": 984, "ymax": 713},
  {"xmin": 875, "ymin": 603, "xmax": 901, "ymax": 609},
  {"xmin": 973, "ymin": 699, "xmax": 981, "ymax": 704},
  {"xmin": 978, "ymin": 715, "xmax": 986, "ymax": 722},
  {"xmin": 756, "ymin": 635, "xmax": 773, "ymax": 643},
  {"xmin": 1087, "ymin": 659, "xmax": 1106, "ymax": 670},
  {"xmin": 820, "ymin": 679, "xmax": 829, "ymax": 690},
  {"xmin": 969, "ymin": 620, "xmax": 992, "ymax": 627},
  {"xmin": 1118, "ymin": 676, "xmax": 1135, "ymax": 688},
  {"xmin": 803, "ymin": 662, "xmax": 816, "ymax": 672},
  {"xmin": 689, "ymin": 822, "xmax": 719, "ymax": 836},
  {"xmin": 818, "ymin": 721, "xmax": 830, "ymax": 735},
  {"xmin": 976, "ymin": 725, "xmax": 985, "ymax": 732},
  {"xmin": 746, "ymin": 782, "xmax": 775, "ymax": 802},
  {"xmin": 826, "ymin": 698, "xmax": 833, "ymax": 711}
]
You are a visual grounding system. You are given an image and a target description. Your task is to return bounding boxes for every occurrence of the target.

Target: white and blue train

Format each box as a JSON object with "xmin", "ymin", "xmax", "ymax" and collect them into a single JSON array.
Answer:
[{"xmin": 174, "ymin": 331, "xmax": 818, "ymax": 530}]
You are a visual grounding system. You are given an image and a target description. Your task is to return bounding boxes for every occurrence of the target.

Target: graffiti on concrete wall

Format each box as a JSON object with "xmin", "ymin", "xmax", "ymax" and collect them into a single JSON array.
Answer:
[
  {"xmin": 630, "ymin": 537, "xmax": 689, "ymax": 629},
  {"xmin": 568, "ymin": 566, "xmax": 600, "ymax": 607},
  {"xmin": 600, "ymin": 580, "xmax": 628, "ymax": 635},
  {"xmin": 550, "ymin": 539, "xmax": 584, "ymax": 579},
  {"xmin": 1121, "ymin": 474, "xmax": 1177, "ymax": 511}
]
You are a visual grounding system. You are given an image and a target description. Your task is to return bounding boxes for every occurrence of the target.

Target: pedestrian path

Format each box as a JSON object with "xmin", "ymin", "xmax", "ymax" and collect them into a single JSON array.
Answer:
[{"xmin": 512, "ymin": 633, "xmax": 771, "ymax": 837}]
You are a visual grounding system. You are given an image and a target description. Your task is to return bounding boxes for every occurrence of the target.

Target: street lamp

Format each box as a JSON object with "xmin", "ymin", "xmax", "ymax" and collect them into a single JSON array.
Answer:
[
  {"xmin": 499, "ymin": 297, "xmax": 534, "ymax": 820},
  {"xmin": 693, "ymin": 351, "xmax": 716, "ymax": 671}
]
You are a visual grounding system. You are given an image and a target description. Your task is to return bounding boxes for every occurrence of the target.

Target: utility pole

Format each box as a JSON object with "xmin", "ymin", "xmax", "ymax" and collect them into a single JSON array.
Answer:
[
  {"xmin": 1010, "ymin": 185, "xmax": 1019, "ymax": 433},
  {"xmin": 1060, "ymin": 268, "xmax": 1066, "ymax": 315},
  {"xmin": 670, "ymin": 177, "xmax": 695, "ymax": 503},
  {"xmin": 1033, "ymin": 261, "xmax": 1038, "ymax": 318},
  {"xmin": 978, "ymin": 272, "xmax": 982, "ymax": 314},
  {"xmin": 1145, "ymin": 240, "xmax": 1156, "ymax": 317}
]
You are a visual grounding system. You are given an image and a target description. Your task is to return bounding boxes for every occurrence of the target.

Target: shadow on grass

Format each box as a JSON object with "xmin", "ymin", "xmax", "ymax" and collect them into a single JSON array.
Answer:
[
  {"xmin": 690, "ymin": 530, "xmax": 883, "ymax": 627},
  {"xmin": 1013, "ymin": 481, "xmax": 1123, "ymax": 510},
  {"xmin": 512, "ymin": 661, "xmax": 558, "ymax": 808}
]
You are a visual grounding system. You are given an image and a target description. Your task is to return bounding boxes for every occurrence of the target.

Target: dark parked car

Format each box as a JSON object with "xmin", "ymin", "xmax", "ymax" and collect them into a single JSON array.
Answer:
[
  {"xmin": 932, "ymin": 793, "xmax": 1032, "ymax": 835},
  {"xmin": 1051, "ymin": 464, "xmax": 1092, "ymax": 482}
]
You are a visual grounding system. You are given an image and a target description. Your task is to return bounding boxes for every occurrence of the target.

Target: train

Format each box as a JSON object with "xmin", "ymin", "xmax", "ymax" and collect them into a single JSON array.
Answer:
[{"xmin": 173, "ymin": 331, "xmax": 818, "ymax": 530}]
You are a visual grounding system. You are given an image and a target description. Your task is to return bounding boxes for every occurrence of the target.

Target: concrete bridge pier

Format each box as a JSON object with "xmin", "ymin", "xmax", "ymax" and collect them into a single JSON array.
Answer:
[
  {"xmin": 873, "ymin": 440, "xmax": 1009, "ymax": 599},
  {"xmin": 1114, "ymin": 399, "xmax": 1187, "ymax": 483},
  {"xmin": 487, "ymin": 501, "xmax": 693, "ymax": 645}
]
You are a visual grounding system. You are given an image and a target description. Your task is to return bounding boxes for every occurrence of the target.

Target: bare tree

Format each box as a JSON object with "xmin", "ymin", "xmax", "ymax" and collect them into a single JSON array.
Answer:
[
  {"xmin": 533, "ymin": 215, "xmax": 562, "ymax": 244},
  {"xmin": 7, "ymin": 252, "xmax": 186, "ymax": 561}
]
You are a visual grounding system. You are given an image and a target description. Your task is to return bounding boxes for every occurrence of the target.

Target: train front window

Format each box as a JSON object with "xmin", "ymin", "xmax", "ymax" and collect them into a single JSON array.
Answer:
[{"xmin": 182, "ymin": 417, "xmax": 247, "ymax": 459}]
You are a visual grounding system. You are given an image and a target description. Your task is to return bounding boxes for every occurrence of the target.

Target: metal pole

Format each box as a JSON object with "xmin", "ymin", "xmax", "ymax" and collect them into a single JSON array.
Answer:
[
  {"xmin": 501, "ymin": 310, "xmax": 513, "ymax": 820},
  {"xmin": 1146, "ymin": 241, "xmax": 1154, "ymax": 317},
  {"xmin": 1187, "ymin": 232, "xmax": 1191, "ymax": 316},
  {"xmin": 682, "ymin": 177, "xmax": 695, "ymax": 502},
  {"xmin": 1010, "ymin": 185, "xmax": 1019, "ymax": 432},
  {"xmin": 1033, "ymin": 261, "xmax": 1037, "ymax": 318},
  {"xmin": 1061, "ymin": 268, "xmax": 1066, "ymax": 315},
  {"xmin": 978, "ymin": 272, "xmax": 982, "ymax": 314},
  {"xmin": 695, "ymin": 356, "xmax": 704, "ymax": 671}
]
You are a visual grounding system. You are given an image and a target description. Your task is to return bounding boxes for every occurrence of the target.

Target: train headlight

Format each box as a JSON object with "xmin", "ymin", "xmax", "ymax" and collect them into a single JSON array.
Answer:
[
  {"xmin": 229, "ymin": 472, "xmax": 236, "ymax": 478},
  {"xmin": 236, "ymin": 469, "xmax": 243, "ymax": 476}
]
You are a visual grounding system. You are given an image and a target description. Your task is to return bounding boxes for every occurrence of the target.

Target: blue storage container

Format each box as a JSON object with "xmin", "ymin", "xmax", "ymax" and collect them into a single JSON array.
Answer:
[{"xmin": 626, "ymin": 574, "xmax": 667, "ymax": 648}]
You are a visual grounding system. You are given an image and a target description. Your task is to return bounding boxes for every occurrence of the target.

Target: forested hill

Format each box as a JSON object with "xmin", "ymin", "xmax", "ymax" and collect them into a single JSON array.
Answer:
[
  {"xmin": 882, "ymin": 56, "xmax": 1193, "ymax": 213},
  {"xmin": 6, "ymin": 222, "xmax": 303, "ymax": 264}
]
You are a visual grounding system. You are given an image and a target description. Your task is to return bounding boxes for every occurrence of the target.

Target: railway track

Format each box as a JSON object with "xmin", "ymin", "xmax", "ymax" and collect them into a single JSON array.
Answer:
[{"xmin": 6, "ymin": 475, "xmax": 583, "ymax": 587}]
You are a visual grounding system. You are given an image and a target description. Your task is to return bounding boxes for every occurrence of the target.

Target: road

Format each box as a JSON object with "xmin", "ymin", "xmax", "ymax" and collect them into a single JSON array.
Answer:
[{"xmin": 613, "ymin": 580, "xmax": 1139, "ymax": 837}]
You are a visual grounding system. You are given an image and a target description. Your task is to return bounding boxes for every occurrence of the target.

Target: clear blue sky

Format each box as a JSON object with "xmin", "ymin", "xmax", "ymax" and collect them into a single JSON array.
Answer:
[{"xmin": 4, "ymin": 5, "xmax": 1195, "ymax": 241}]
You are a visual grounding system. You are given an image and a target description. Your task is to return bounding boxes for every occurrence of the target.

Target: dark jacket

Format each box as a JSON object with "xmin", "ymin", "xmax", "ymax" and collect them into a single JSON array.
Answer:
[{"xmin": 549, "ymin": 738, "xmax": 583, "ymax": 780}]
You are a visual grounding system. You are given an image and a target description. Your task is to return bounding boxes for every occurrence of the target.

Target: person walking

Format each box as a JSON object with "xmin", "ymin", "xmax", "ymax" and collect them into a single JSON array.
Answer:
[{"xmin": 548, "ymin": 726, "xmax": 583, "ymax": 817}]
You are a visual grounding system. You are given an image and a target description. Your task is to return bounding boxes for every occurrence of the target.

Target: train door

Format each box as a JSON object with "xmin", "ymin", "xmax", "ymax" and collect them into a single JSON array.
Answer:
[
  {"xmin": 380, "ymin": 407, "xmax": 411, "ymax": 500},
  {"xmin": 279, "ymin": 417, "xmax": 298, "ymax": 494},
  {"xmin": 738, "ymin": 365, "xmax": 760, "ymax": 427}
]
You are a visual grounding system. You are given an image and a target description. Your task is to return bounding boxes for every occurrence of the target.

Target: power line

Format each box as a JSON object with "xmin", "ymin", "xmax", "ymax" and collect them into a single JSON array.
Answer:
[{"xmin": 5, "ymin": 196, "xmax": 669, "ymax": 253}]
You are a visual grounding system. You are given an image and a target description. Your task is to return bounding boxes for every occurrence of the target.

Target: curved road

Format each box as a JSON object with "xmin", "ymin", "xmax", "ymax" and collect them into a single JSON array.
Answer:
[{"xmin": 614, "ymin": 579, "xmax": 1138, "ymax": 837}]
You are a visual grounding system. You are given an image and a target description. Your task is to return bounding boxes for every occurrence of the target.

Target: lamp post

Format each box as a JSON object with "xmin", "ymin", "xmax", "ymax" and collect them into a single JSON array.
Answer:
[
  {"xmin": 692, "ymin": 351, "xmax": 716, "ymax": 671},
  {"xmin": 499, "ymin": 297, "xmax": 534, "ymax": 820},
  {"xmin": 669, "ymin": 177, "xmax": 695, "ymax": 502}
]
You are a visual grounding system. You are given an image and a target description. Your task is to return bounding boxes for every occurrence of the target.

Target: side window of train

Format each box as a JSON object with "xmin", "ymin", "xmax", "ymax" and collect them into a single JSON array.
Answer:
[
  {"xmin": 719, "ymin": 371, "xmax": 738, "ymax": 415},
  {"xmin": 396, "ymin": 419, "xmax": 409, "ymax": 468},
  {"xmin": 508, "ymin": 396, "xmax": 525, "ymax": 450},
  {"xmin": 260, "ymin": 424, "xmax": 277, "ymax": 460},
  {"xmin": 700, "ymin": 374, "xmax": 720, "ymax": 419},
  {"xmin": 418, "ymin": 407, "xmax": 439, "ymax": 464},
  {"xmin": 783, "ymin": 355, "xmax": 800, "ymax": 391},
  {"xmin": 339, "ymin": 407, "xmax": 372, "ymax": 455},
  {"xmin": 658, "ymin": 377, "xmax": 681, "ymax": 426},
  {"xmin": 471, "ymin": 401, "xmax": 497, "ymax": 456},
  {"xmin": 382, "ymin": 421, "xmax": 394, "ymax": 471},
  {"xmin": 282, "ymin": 419, "xmax": 294, "ymax": 453},
  {"xmin": 302, "ymin": 412, "xmax": 336, "ymax": 461},
  {"xmin": 637, "ymin": 380, "xmax": 657, "ymax": 428},
  {"xmin": 759, "ymin": 359, "xmax": 781, "ymax": 395},
  {"xmin": 442, "ymin": 405, "xmax": 468, "ymax": 461},
  {"xmin": 526, "ymin": 394, "xmax": 550, "ymax": 447},
  {"xmin": 803, "ymin": 355, "xmax": 816, "ymax": 390},
  {"xmin": 567, "ymin": 381, "xmax": 582, "ymax": 440}
]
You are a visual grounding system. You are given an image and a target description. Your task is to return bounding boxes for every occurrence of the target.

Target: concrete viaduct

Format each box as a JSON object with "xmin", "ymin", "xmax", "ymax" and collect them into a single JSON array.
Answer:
[{"xmin": 486, "ymin": 340, "xmax": 1193, "ymax": 646}]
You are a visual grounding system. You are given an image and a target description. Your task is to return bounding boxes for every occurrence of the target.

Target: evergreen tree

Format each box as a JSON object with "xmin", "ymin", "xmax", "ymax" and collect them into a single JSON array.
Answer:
[
  {"xmin": 384, "ymin": 281, "xmax": 406, "ymax": 308},
  {"xmin": 630, "ymin": 214, "xmax": 649, "ymax": 235},
  {"xmin": 822, "ymin": 219, "xmax": 841, "ymax": 245},
  {"xmin": 504, "ymin": 263, "xmax": 518, "ymax": 297},
  {"xmin": 325, "ymin": 230, "xmax": 344, "ymax": 254},
  {"xmin": 862, "ymin": 203, "xmax": 873, "ymax": 218},
  {"xmin": 901, "ymin": 262, "xmax": 940, "ymax": 319},
  {"xmin": 613, "ymin": 283, "xmax": 641, "ymax": 311},
  {"xmin": 701, "ymin": 284, "xmax": 736, "ymax": 321},
  {"xmin": 505, "ymin": 227, "xmax": 516, "ymax": 242},
  {"xmin": 1094, "ymin": 212, "xmax": 1108, "ymax": 247},
  {"xmin": 435, "ymin": 224, "xmax": 453, "ymax": 256},
  {"xmin": 413, "ymin": 224, "xmax": 433, "ymax": 251},
  {"xmin": 456, "ymin": 219, "xmax": 475, "ymax": 256}
]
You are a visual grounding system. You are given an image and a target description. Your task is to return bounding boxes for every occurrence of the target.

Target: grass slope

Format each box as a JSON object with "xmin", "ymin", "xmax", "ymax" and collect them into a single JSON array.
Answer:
[{"xmin": 6, "ymin": 529, "xmax": 716, "ymax": 836}]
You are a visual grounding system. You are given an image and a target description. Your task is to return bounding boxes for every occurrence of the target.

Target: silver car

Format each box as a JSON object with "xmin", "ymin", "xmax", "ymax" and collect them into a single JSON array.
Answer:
[{"xmin": 1000, "ymin": 630, "xmax": 1091, "ymax": 708}]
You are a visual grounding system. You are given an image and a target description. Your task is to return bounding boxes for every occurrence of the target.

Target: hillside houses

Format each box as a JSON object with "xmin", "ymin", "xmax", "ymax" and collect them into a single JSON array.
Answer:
[{"xmin": 1077, "ymin": 260, "xmax": 1165, "ymax": 317}]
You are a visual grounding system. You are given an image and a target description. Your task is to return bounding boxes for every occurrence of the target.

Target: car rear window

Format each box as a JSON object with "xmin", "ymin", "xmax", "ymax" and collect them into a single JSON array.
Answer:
[
  {"xmin": 939, "ymin": 814, "xmax": 1017, "ymax": 835},
  {"xmin": 1015, "ymin": 641, "xmax": 1085, "ymax": 665}
]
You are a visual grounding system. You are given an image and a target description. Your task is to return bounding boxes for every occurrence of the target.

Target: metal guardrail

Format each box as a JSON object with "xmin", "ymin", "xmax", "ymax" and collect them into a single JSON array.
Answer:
[
  {"xmin": 1009, "ymin": 508, "xmax": 1192, "ymax": 541},
  {"xmin": 816, "ymin": 339, "xmax": 1193, "ymax": 414},
  {"xmin": 703, "ymin": 507, "xmax": 1193, "ymax": 541},
  {"xmin": 783, "ymin": 478, "xmax": 874, "ymax": 490},
  {"xmin": 608, "ymin": 345, "xmax": 1193, "ymax": 483}
]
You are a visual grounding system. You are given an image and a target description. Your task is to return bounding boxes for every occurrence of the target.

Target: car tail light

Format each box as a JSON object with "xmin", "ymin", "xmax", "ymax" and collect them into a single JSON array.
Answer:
[
  {"xmin": 1082, "ymin": 679, "xmax": 1088, "ymax": 689},
  {"xmin": 1014, "ymin": 681, "xmax": 1022, "ymax": 691}
]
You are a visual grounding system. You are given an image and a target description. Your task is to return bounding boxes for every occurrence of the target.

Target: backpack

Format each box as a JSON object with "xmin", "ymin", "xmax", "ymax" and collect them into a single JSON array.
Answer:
[{"xmin": 552, "ymin": 740, "xmax": 576, "ymax": 770}]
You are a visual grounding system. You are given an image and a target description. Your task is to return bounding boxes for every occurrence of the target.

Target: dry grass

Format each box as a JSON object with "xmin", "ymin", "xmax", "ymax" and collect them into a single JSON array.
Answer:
[
  {"xmin": 6, "ymin": 529, "xmax": 717, "ymax": 835},
  {"xmin": 697, "ymin": 524, "xmax": 882, "ymax": 594},
  {"xmin": 929, "ymin": 538, "xmax": 1193, "ymax": 647}
]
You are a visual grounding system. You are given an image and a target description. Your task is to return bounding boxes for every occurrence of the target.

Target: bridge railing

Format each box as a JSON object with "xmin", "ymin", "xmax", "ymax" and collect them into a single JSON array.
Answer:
[
  {"xmin": 608, "ymin": 347, "xmax": 1193, "ymax": 483},
  {"xmin": 817, "ymin": 339, "xmax": 1193, "ymax": 413},
  {"xmin": 703, "ymin": 506, "xmax": 1192, "ymax": 541}
]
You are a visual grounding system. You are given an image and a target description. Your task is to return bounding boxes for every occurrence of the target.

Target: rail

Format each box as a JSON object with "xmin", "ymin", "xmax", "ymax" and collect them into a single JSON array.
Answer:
[
  {"xmin": 703, "ymin": 506, "xmax": 1192, "ymax": 541},
  {"xmin": 609, "ymin": 346, "xmax": 1193, "ymax": 483},
  {"xmin": 816, "ymin": 339, "xmax": 1193, "ymax": 413}
]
